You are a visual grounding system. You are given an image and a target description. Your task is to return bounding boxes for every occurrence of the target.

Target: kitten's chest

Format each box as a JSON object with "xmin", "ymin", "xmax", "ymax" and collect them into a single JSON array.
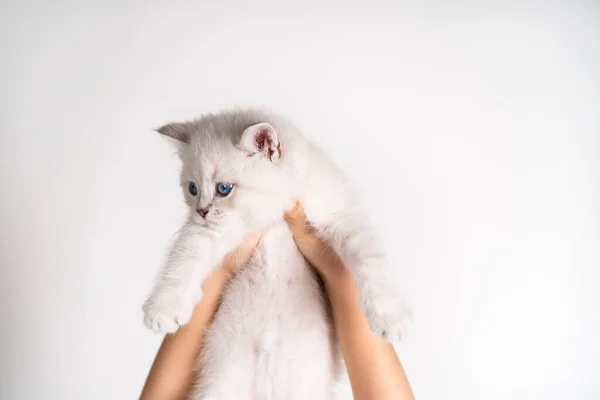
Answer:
[
  {"xmin": 220, "ymin": 220, "xmax": 322, "ymax": 321},
  {"xmin": 197, "ymin": 221, "xmax": 337, "ymax": 400},
  {"xmin": 246, "ymin": 220, "xmax": 307, "ymax": 279}
]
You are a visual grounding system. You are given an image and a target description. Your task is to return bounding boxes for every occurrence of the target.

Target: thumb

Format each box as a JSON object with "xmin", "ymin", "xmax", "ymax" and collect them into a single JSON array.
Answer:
[{"xmin": 284, "ymin": 202, "xmax": 307, "ymax": 233}]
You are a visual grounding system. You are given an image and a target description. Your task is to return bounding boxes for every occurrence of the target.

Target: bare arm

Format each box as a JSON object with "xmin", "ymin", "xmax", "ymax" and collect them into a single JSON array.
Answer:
[
  {"xmin": 285, "ymin": 204, "xmax": 415, "ymax": 400},
  {"xmin": 139, "ymin": 233, "xmax": 262, "ymax": 400},
  {"xmin": 327, "ymin": 272, "xmax": 414, "ymax": 400}
]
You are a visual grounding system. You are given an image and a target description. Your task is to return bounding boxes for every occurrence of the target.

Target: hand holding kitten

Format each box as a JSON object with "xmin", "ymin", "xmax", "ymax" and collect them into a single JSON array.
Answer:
[
  {"xmin": 143, "ymin": 230, "xmax": 262, "ymax": 334},
  {"xmin": 284, "ymin": 202, "xmax": 348, "ymax": 286},
  {"xmin": 218, "ymin": 231, "xmax": 263, "ymax": 278}
]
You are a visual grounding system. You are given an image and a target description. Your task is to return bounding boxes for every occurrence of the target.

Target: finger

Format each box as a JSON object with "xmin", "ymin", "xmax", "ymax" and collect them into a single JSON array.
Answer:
[
  {"xmin": 284, "ymin": 201, "xmax": 305, "ymax": 225},
  {"xmin": 245, "ymin": 231, "xmax": 263, "ymax": 248},
  {"xmin": 245, "ymin": 231, "xmax": 263, "ymax": 244},
  {"xmin": 239, "ymin": 231, "xmax": 263, "ymax": 255},
  {"xmin": 284, "ymin": 214, "xmax": 304, "ymax": 234},
  {"xmin": 284, "ymin": 201, "xmax": 299, "ymax": 219},
  {"xmin": 227, "ymin": 232, "xmax": 263, "ymax": 272}
]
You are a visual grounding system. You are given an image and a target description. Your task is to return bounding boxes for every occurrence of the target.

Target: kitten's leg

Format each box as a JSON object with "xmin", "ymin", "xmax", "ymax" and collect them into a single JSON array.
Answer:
[
  {"xmin": 313, "ymin": 212, "xmax": 411, "ymax": 342},
  {"xmin": 142, "ymin": 222, "xmax": 242, "ymax": 334}
]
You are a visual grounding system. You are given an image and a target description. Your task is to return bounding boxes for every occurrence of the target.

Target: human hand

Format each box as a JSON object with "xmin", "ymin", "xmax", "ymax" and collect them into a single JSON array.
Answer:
[
  {"xmin": 284, "ymin": 202, "xmax": 348, "ymax": 285},
  {"xmin": 201, "ymin": 231, "xmax": 263, "ymax": 297},
  {"xmin": 140, "ymin": 231, "xmax": 262, "ymax": 399},
  {"xmin": 220, "ymin": 231, "xmax": 263, "ymax": 277}
]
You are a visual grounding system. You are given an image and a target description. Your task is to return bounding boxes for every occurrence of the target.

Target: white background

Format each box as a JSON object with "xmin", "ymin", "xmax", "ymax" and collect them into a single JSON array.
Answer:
[{"xmin": 1, "ymin": 1, "xmax": 598, "ymax": 399}]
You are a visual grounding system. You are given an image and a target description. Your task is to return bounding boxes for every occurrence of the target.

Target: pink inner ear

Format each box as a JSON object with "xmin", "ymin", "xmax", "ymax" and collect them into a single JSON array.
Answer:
[{"xmin": 254, "ymin": 128, "xmax": 271, "ymax": 151}]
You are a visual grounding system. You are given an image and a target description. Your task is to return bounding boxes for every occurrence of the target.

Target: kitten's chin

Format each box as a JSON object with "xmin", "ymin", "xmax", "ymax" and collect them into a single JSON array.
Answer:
[
  {"xmin": 189, "ymin": 215, "xmax": 218, "ymax": 229},
  {"xmin": 189, "ymin": 213, "xmax": 239, "ymax": 233}
]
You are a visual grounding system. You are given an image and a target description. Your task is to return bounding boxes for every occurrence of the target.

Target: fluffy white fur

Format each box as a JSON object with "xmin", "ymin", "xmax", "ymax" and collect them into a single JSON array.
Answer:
[{"xmin": 143, "ymin": 108, "xmax": 410, "ymax": 399}]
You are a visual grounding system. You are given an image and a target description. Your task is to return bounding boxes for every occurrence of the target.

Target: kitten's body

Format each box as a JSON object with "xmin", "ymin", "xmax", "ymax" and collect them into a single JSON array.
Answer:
[
  {"xmin": 143, "ymin": 109, "xmax": 409, "ymax": 399},
  {"xmin": 196, "ymin": 220, "xmax": 338, "ymax": 399}
]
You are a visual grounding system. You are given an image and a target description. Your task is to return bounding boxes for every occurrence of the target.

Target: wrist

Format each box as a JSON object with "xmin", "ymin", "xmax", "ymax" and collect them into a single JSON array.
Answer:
[
  {"xmin": 315, "ymin": 248, "xmax": 350, "ymax": 285},
  {"xmin": 323, "ymin": 266, "xmax": 357, "ymax": 302},
  {"xmin": 319, "ymin": 263, "xmax": 359, "ymax": 313}
]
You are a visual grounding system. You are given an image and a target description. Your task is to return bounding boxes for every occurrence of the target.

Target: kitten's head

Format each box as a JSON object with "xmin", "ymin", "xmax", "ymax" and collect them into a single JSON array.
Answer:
[{"xmin": 156, "ymin": 109, "xmax": 295, "ymax": 230}]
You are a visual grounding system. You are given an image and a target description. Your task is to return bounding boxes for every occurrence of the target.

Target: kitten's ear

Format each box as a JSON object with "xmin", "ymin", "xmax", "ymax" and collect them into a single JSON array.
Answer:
[
  {"xmin": 237, "ymin": 122, "xmax": 281, "ymax": 162},
  {"xmin": 155, "ymin": 123, "xmax": 190, "ymax": 144}
]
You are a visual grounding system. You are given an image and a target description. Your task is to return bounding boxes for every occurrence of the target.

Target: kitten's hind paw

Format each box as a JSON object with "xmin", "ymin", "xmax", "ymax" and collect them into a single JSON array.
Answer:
[
  {"xmin": 142, "ymin": 289, "xmax": 199, "ymax": 334},
  {"xmin": 363, "ymin": 295, "xmax": 411, "ymax": 342}
]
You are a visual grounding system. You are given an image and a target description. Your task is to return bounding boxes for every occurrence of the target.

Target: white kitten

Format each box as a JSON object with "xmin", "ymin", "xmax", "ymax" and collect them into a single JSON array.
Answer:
[{"xmin": 143, "ymin": 108, "xmax": 410, "ymax": 399}]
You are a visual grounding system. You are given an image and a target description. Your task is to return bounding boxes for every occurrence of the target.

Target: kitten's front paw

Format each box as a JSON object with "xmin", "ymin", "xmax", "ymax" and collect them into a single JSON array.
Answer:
[
  {"xmin": 362, "ymin": 292, "xmax": 411, "ymax": 342},
  {"xmin": 142, "ymin": 289, "xmax": 199, "ymax": 334}
]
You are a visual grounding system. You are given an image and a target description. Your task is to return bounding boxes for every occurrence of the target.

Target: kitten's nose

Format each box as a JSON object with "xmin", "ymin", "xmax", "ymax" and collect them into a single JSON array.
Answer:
[{"xmin": 196, "ymin": 207, "xmax": 210, "ymax": 218}]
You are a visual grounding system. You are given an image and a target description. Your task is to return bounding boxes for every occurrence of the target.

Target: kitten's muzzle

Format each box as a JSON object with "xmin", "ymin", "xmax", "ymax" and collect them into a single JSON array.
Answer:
[{"xmin": 196, "ymin": 205, "xmax": 211, "ymax": 218}]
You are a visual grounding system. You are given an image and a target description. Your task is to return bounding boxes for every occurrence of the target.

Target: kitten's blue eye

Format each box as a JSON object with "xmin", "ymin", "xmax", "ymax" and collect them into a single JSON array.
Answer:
[
  {"xmin": 188, "ymin": 182, "xmax": 198, "ymax": 196},
  {"xmin": 216, "ymin": 182, "xmax": 234, "ymax": 196}
]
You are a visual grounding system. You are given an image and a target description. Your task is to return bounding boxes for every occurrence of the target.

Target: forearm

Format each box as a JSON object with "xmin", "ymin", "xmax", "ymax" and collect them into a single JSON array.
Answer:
[
  {"xmin": 284, "ymin": 203, "xmax": 414, "ymax": 398},
  {"xmin": 325, "ymin": 271, "xmax": 415, "ymax": 400},
  {"xmin": 140, "ymin": 268, "xmax": 229, "ymax": 400}
]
